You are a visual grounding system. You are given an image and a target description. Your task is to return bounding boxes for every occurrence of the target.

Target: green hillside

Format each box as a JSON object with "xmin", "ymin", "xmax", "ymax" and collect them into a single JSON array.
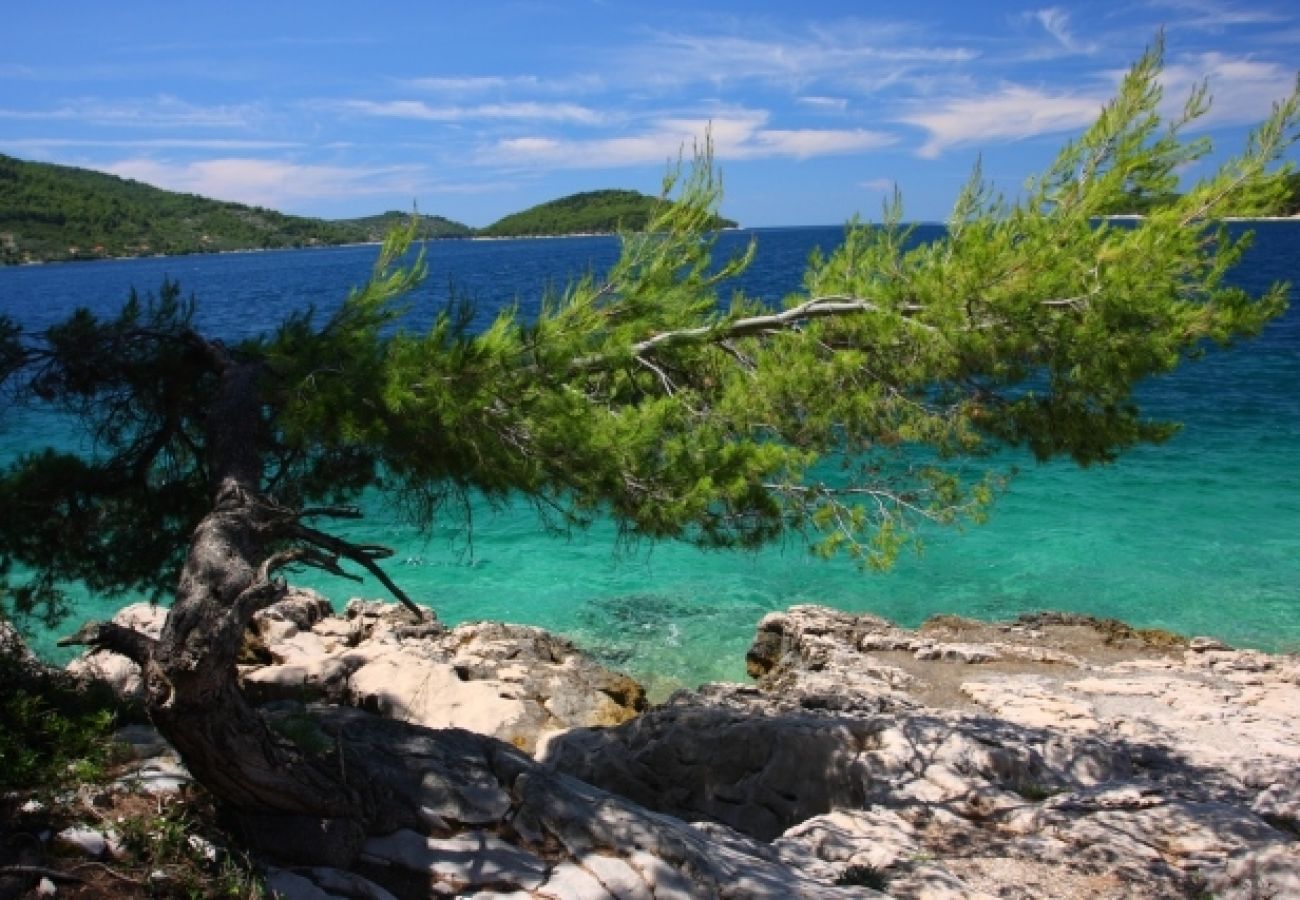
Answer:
[
  {"xmin": 334, "ymin": 210, "xmax": 473, "ymax": 241},
  {"xmin": 0, "ymin": 155, "xmax": 741, "ymax": 264},
  {"xmin": 480, "ymin": 188, "xmax": 737, "ymax": 237},
  {"xmin": 0, "ymin": 155, "xmax": 471, "ymax": 264}
]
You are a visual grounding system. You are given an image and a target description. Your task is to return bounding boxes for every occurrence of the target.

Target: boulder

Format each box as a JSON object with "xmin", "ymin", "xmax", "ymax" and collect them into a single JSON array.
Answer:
[
  {"xmin": 65, "ymin": 601, "xmax": 167, "ymax": 699},
  {"xmin": 546, "ymin": 604, "xmax": 1300, "ymax": 899},
  {"xmin": 240, "ymin": 599, "xmax": 646, "ymax": 753}
]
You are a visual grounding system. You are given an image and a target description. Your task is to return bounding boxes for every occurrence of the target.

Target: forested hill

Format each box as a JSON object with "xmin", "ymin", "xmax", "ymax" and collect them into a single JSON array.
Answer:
[
  {"xmin": 334, "ymin": 210, "xmax": 473, "ymax": 241},
  {"xmin": 0, "ymin": 155, "xmax": 742, "ymax": 264},
  {"xmin": 479, "ymin": 189, "xmax": 738, "ymax": 237},
  {"xmin": 0, "ymin": 154, "xmax": 471, "ymax": 264}
]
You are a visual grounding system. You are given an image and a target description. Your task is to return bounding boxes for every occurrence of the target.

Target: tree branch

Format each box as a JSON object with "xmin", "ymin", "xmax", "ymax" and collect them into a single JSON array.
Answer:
[
  {"xmin": 569, "ymin": 295, "xmax": 921, "ymax": 373},
  {"xmin": 290, "ymin": 523, "xmax": 424, "ymax": 621},
  {"xmin": 56, "ymin": 620, "xmax": 158, "ymax": 668}
]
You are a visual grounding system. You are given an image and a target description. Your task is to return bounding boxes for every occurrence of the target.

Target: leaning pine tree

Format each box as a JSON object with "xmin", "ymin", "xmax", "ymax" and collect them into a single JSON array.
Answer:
[{"xmin": 1, "ymin": 45, "xmax": 1297, "ymax": 861}]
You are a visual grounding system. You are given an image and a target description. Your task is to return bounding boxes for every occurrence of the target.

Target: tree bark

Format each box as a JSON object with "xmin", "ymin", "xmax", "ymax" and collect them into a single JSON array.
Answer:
[{"xmin": 69, "ymin": 354, "xmax": 417, "ymax": 863}]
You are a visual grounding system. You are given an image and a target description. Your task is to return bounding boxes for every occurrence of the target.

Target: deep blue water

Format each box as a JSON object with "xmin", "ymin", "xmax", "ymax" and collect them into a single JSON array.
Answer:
[{"xmin": 3, "ymin": 224, "xmax": 1299, "ymax": 693}]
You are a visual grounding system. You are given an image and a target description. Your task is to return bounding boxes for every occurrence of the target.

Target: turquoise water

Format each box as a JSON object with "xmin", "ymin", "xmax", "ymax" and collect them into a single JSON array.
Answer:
[{"xmin": 3, "ymin": 225, "xmax": 1299, "ymax": 692}]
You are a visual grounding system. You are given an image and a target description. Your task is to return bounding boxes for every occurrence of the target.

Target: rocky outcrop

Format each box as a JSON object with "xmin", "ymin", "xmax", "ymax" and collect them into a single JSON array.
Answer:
[
  {"xmin": 68, "ymin": 591, "xmax": 645, "ymax": 755},
  {"xmin": 241, "ymin": 595, "xmax": 645, "ymax": 753},
  {"xmin": 545, "ymin": 605, "xmax": 1300, "ymax": 899},
  {"xmin": 62, "ymin": 600, "xmax": 1300, "ymax": 898}
]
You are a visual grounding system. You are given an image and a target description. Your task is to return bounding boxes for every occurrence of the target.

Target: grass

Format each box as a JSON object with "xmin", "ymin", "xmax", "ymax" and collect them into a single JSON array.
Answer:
[{"xmin": 0, "ymin": 628, "xmax": 267, "ymax": 898}]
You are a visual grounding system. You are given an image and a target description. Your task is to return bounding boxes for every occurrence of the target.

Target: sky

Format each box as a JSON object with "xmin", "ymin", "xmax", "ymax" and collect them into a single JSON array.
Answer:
[{"xmin": 2, "ymin": 1, "xmax": 1297, "ymax": 227}]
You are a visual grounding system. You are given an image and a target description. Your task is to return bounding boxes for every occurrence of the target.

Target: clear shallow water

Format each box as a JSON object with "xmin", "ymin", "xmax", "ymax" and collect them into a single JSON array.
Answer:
[{"xmin": 3, "ymin": 224, "xmax": 1299, "ymax": 692}]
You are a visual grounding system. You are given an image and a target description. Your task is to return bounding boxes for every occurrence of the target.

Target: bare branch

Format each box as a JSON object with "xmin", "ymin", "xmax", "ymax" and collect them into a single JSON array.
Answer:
[
  {"xmin": 56, "ymin": 620, "xmax": 158, "ymax": 667},
  {"xmin": 291, "ymin": 523, "xmax": 424, "ymax": 621},
  {"xmin": 0, "ymin": 866, "xmax": 86, "ymax": 885}
]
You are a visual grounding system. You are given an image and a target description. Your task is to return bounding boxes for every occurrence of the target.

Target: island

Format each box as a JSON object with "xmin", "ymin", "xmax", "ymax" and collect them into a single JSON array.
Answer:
[
  {"xmin": 478, "ymin": 188, "xmax": 737, "ymax": 237},
  {"xmin": 0, "ymin": 155, "xmax": 738, "ymax": 264}
]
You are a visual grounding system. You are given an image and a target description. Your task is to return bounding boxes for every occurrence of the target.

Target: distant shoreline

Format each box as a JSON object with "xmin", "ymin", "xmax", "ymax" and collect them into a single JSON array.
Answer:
[{"xmin": 10, "ymin": 218, "xmax": 1300, "ymax": 268}]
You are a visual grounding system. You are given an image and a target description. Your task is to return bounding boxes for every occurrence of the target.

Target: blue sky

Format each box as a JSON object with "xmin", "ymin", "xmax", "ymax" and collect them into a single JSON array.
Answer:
[{"xmin": 2, "ymin": 1, "xmax": 1297, "ymax": 226}]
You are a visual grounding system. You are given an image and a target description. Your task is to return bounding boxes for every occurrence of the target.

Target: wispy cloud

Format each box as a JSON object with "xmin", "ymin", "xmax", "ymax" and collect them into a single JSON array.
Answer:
[
  {"xmin": 488, "ymin": 110, "xmax": 896, "ymax": 168},
  {"xmin": 858, "ymin": 178, "xmax": 895, "ymax": 191},
  {"xmin": 617, "ymin": 22, "xmax": 977, "ymax": 94},
  {"xmin": 1028, "ymin": 7, "xmax": 1099, "ymax": 54},
  {"xmin": 399, "ymin": 74, "xmax": 605, "ymax": 95},
  {"xmin": 900, "ymin": 86, "xmax": 1104, "ymax": 157},
  {"xmin": 0, "ymin": 95, "xmax": 259, "ymax": 129},
  {"xmin": 797, "ymin": 96, "xmax": 849, "ymax": 112},
  {"xmin": 341, "ymin": 99, "xmax": 604, "ymax": 124},
  {"xmin": 1160, "ymin": 52, "xmax": 1298, "ymax": 126},
  {"xmin": 101, "ymin": 157, "xmax": 424, "ymax": 208},
  {"xmin": 1, "ymin": 138, "xmax": 300, "ymax": 150},
  {"xmin": 1146, "ymin": 0, "xmax": 1290, "ymax": 32}
]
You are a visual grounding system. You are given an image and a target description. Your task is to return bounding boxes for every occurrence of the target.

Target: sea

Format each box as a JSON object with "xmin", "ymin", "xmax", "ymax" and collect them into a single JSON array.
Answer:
[{"xmin": 3, "ymin": 223, "xmax": 1299, "ymax": 696}]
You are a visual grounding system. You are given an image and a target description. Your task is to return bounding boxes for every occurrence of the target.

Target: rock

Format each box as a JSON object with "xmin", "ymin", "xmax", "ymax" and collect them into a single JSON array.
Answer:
[
  {"xmin": 113, "ymin": 755, "xmax": 193, "ymax": 795},
  {"xmin": 49, "ymin": 597, "xmax": 1300, "ymax": 900},
  {"xmin": 1251, "ymin": 770, "xmax": 1300, "ymax": 833},
  {"xmin": 913, "ymin": 642, "xmax": 1001, "ymax": 663},
  {"xmin": 300, "ymin": 707, "xmax": 866, "ymax": 899},
  {"xmin": 68, "ymin": 593, "xmax": 646, "ymax": 754},
  {"xmin": 110, "ymin": 723, "xmax": 170, "ymax": 759},
  {"xmin": 361, "ymin": 829, "xmax": 548, "ymax": 892},
  {"xmin": 242, "ymin": 600, "xmax": 646, "ymax": 753},
  {"xmin": 1211, "ymin": 845, "xmax": 1300, "ymax": 900},
  {"xmin": 65, "ymin": 601, "xmax": 167, "ymax": 699},
  {"xmin": 36, "ymin": 877, "xmax": 57, "ymax": 897},
  {"xmin": 54, "ymin": 825, "xmax": 107, "ymax": 858},
  {"xmin": 547, "ymin": 605, "xmax": 1300, "ymax": 900}
]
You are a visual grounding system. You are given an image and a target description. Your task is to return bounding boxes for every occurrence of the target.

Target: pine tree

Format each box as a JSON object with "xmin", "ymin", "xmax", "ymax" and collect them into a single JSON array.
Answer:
[{"xmin": 1, "ymin": 44, "xmax": 1296, "ymax": 862}]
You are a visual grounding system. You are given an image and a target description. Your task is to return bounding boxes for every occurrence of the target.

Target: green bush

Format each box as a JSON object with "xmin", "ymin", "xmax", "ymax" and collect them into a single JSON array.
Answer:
[{"xmin": 0, "ymin": 630, "xmax": 117, "ymax": 791}]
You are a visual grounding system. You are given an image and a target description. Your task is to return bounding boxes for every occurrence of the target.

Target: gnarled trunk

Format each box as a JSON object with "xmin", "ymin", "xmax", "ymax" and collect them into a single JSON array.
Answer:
[{"xmin": 66, "ymin": 356, "xmax": 417, "ymax": 863}]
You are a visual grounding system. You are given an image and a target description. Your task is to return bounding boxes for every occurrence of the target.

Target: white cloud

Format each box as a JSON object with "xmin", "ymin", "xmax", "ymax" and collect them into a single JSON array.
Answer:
[
  {"xmin": 486, "ymin": 110, "xmax": 895, "ymax": 168},
  {"xmin": 900, "ymin": 86, "xmax": 1104, "ymax": 157},
  {"xmin": 399, "ymin": 74, "xmax": 604, "ymax": 95},
  {"xmin": 342, "ymin": 99, "xmax": 604, "ymax": 125},
  {"xmin": 101, "ymin": 157, "xmax": 424, "ymax": 208},
  {"xmin": 859, "ymin": 178, "xmax": 895, "ymax": 191},
  {"xmin": 1160, "ymin": 53, "xmax": 1297, "ymax": 127},
  {"xmin": 1, "ymin": 138, "xmax": 300, "ymax": 150},
  {"xmin": 1029, "ymin": 7, "xmax": 1099, "ymax": 54},
  {"xmin": 1146, "ymin": 0, "xmax": 1290, "ymax": 32},
  {"xmin": 0, "ymin": 95, "xmax": 259, "ymax": 129},
  {"xmin": 797, "ymin": 96, "xmax": 850, "ymax": 112},
  {"xmin": 618, "ymin": 23, "xmax": 977, "ymax": 94}
]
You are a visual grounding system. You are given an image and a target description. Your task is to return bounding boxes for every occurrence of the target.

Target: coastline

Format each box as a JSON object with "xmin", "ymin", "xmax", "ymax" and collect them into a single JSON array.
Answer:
[{"xmin": 38, "ymin": 598, "xmax": 1300, "ymax": 898}]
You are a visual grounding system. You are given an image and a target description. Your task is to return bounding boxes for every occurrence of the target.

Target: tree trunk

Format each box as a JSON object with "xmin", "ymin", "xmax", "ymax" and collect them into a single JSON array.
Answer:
[{"xmin": 69, "ymin": 356, "xmax": 417, "ymax": 863}]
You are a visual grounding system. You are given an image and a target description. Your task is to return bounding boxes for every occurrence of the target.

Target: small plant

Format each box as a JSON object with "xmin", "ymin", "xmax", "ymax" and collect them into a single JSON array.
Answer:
[
  {"xmin": 0, "ymin": 637, "xmax": 117, "ymax": 792},
  {"xmin": 269, "ymin": 710, "xmax": 330, "ymax": 754},
  {"xmin": 1010, "ymin": 779, "xmax": 1062, "ymax": 801},
  {"xmin": 835, "ymin": 864, "xmax": 890, "ymax": 890},
  {"xmin": 116, "ymin": 797, "xmax": 268, "ymax": 898}
]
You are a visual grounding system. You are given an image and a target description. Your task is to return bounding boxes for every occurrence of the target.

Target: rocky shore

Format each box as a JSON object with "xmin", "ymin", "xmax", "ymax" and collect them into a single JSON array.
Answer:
[{"xmin": 41, "ymin": 599, "xmax": 1300, "ymax": 898}]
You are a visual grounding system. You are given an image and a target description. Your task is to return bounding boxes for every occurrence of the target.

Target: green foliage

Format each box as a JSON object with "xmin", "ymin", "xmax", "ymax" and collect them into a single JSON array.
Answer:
[
  {"xmin": 480, "ymin": 188, "xmax": 737, "ymax": 237},
  {"xmin": 0, "ymin": 43, "xmax": 1296, "ymax": 623},
  {"xmin": 835, "ymin": 864, "xmax": 890, "ymax": 889},
  {"xmin": 0, "ymin": 154, "xmax": 471, "ymax": 263},
  {"xmin": 0, "ymin": 641, "xmax": 117, "ymax": 791},
  {"xmin": 115, "ymin": 798, "xmax": 269, "ymax": 899},
  {"xmin": 0, "ymin": 280, "xmax": 213, "ymax": 620},
  {"xmin": 334, "ymin": 209, "xmax": 473, "ymax": 240}
]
